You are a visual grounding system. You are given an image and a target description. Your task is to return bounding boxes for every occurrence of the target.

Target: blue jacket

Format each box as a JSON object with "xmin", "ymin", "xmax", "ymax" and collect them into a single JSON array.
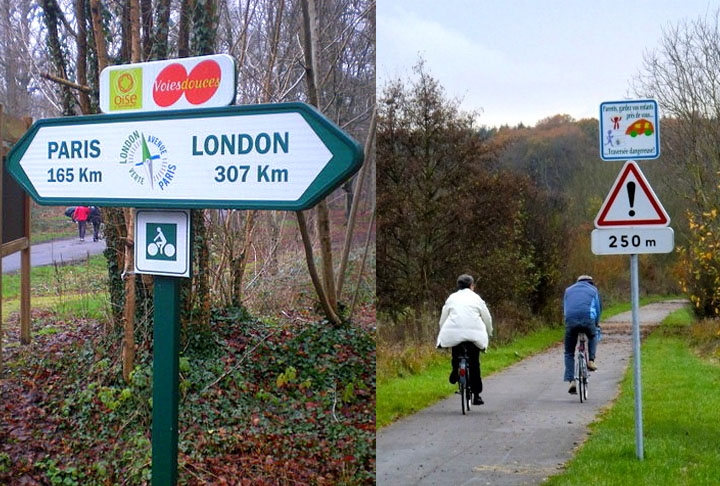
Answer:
[{"xmin": 563, "ymin": 281, "xmax": 602, "ymax": 326}]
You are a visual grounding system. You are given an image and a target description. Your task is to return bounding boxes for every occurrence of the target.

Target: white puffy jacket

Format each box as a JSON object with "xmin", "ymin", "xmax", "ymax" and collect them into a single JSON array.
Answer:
[{"xmin": 436, "ymin": 288, "xmax": 493, "ymax": 350}]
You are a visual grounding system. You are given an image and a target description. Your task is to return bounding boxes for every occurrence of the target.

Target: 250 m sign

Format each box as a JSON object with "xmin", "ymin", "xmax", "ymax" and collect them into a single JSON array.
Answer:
[{"xmin": 591, "ymin": 227, "xmax": 674, "ymax": 255}]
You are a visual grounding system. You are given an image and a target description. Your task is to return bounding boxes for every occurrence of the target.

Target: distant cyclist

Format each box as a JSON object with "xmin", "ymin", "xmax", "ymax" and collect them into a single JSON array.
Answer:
[
  {"xmin": 563, "ymin": 275, "xmax": 602, "ymax": 394},
  {"xmin": 436, "ymin": 274, "xmax": 493, "ymax": 405}
]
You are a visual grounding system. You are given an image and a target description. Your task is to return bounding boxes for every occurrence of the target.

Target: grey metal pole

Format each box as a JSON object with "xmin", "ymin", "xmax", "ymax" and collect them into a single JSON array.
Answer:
[{"xmin": 630, "ymin": 254, "xmax": 644, "ymax": 460}]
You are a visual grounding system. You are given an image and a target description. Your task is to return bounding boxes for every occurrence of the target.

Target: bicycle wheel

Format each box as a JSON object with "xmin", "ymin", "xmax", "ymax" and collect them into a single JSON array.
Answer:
[
  {"xmin": 459, "ymin": 359, "xmax": 469, "ymax": 415},
  {"xmin": 578, "ymin": 357, "xmax": 587, "ymax": 403},
  {"xmin": 465, "ymin": 370, "xmax": 472, "ymax": 413}
]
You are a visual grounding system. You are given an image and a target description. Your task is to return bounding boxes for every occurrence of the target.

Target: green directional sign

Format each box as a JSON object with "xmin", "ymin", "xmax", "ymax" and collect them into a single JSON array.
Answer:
[{"xmin": 6, "ymin": 103, "xmax": 363, "ymax": 210}]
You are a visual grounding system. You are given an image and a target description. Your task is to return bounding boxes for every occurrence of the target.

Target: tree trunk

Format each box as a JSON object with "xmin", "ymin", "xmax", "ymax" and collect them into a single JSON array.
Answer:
[
  {"xmin": 178, "ymin": 0, "xmax": 193, "ymax": 57},
  {"xmin": 121, "ymin": 208, "xmax": 136, "ymax": 383},
  {"xmin": 337, "ymin": 107, "xmax": 376, "ymax": 298},
  {"xmin": 119, "ymin": 0, "xmax": 142, "ymax": 383},
  {"xmin": 39, "ymin": 0, "xmax": 74, "ymax": 114},
  {"xmin": 89, "ymin": 0, "xmax": 108, "ymax": 70},
  {"xmin": 300, "ymin": 0, "xmax": 341, "ymax": 324},
  {"xmin": 296, "ymin": 211, "xmax": 340, "ymax": 324},
  {"xmin": 151, "ymin": 0, "xmax": 171, "ymax": 59},
  {"xmin": 74, "ymin": 0, "xmax": 90, "ymax": 113},
  {"xmin": 232, "ymin": 210, "xmax": 256, "ymax": 307},
  {"xmin": 140, "ymin": 0, "xmax": 153, "ymax": 59}
]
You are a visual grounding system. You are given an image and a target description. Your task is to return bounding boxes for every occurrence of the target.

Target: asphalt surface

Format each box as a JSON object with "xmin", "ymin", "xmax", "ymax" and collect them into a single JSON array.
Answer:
[
  {"xmin": 376, "ymin": 300, "xmax": 689, "ymax": 485},
  {"xmin": 1, "ymin": 237, "xmax": 107, "ymax": 273}
]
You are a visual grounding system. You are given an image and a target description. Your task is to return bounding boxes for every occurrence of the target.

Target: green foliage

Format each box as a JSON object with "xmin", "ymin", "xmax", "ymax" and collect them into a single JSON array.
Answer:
[
  {"xmin": 36, "ymin": 459, "xmax": 80, "ymax": 486},
  {"xmin": 678, "ymin": 209, "xmax": 720, "ymax": 318},
  {"xmin": 276, "ymin": 365, "xmax": 298, "ymax": 388},
  {"xmin": 0, "ymin": 305, "xmax": 374, "ymax": 484},
  {"xmin": 377, "ymin": 59, "xmax": 569, "ymax": 323},
  {"xmin": 377, "ymin": 59, "xmax": 490, "ymax": 311},
  {"xmin": 687, "ymin": 317, "xmax": 720, "ymax": 361}
]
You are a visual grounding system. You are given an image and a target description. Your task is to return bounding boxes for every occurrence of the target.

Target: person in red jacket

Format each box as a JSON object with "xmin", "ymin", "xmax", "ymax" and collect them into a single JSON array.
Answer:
[{"xmin": 72, "ymin": 206, "xmax": 91, "ymax": 241}]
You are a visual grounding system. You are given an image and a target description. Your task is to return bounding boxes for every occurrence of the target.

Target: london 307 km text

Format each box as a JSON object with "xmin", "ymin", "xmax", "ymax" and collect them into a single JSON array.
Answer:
[{"xmin": 214, "ymin": 164, "xmax": 289, "ymax": 183}]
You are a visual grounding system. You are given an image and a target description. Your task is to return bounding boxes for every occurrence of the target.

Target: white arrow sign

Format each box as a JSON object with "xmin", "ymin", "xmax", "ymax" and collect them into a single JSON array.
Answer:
[{"xmin": 7, "ymin": 103, "xmax": 363, "ymax": 210}]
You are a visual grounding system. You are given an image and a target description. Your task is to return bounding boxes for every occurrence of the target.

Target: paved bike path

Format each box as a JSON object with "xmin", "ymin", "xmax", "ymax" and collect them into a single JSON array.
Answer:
[
  {"xmin": 1, "ymin": 238, "xmax": 106, "ymax": 274},
  {"xmin": 376, "ymin": 300, "xmax": 688, "ymax": 485}
]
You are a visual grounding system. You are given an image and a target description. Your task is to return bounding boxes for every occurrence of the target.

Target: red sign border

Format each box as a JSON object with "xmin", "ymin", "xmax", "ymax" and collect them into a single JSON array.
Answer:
[{"xmin": 594, "ymin": 161, "xmax": 669, "ymax": 227}]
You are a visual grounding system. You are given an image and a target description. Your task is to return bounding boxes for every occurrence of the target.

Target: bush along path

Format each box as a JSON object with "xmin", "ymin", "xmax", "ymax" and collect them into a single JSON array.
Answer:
[{"xmin": 0, "ymin": 306, "xmax": 376, "ymax": 485}]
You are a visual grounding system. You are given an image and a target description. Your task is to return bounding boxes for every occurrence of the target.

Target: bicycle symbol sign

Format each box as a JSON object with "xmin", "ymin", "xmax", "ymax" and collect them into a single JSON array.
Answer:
[
  {"xmin": 146, "ymin": 223, "xmax": 177, "ymax": 261},
  {"xmin": 135, "ymin": 209, "xmax": 190, "ymax": 277}
]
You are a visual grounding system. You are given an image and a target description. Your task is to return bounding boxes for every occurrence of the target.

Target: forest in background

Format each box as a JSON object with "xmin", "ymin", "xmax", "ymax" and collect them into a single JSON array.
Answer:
[
  {"xmin": 378, "ymin": 8, "xmax": 720, "ymax": 348},
  {"xmin": 0, "ymin": 0, "xmax": 375, "ymax": 368},
  {"xmin": 377, "ymin": 63, "xmax": 680, "ymax": 348}
]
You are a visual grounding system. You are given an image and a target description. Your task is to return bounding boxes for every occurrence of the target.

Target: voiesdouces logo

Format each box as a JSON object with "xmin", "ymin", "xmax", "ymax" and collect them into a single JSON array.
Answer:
[{"xmin": 152, "ymin": 59, "xmax": 222, "ymax": 107}]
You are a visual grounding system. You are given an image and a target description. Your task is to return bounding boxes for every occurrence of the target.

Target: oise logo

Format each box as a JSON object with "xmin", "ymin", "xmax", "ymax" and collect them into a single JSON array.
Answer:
[
  {"xmin": 109, "ymin": 68, "xmax": 142, "ymax": 111},
  {"xmin": 118, "ymin": 131, "xmax": 177, "ymax": 191}
]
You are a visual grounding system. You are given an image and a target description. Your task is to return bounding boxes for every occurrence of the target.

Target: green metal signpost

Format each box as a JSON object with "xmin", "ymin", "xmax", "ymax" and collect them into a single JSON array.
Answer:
[
  {"xmin": 152, "ymin": 275, "xmax": 181, "ymax": 484},
  {"xmin": 6, "ymin": 101, "xmax": 363, "ymax": 484}
]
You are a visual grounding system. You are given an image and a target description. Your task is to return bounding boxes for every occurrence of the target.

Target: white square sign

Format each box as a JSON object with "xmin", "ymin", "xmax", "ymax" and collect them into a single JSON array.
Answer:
[
  {"xmin": 135, "ymin": 209, "xmax": 191, "ymax": 277},
  {"xmin": 599, "ymin": 99, "xmax": 660, "ymax": 160}
]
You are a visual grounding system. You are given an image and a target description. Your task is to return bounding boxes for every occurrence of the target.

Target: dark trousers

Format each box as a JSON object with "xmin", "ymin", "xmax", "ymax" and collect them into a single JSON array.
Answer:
[
  {"xmin": 77, "ymin": 221, "xmax": 87, "ymax": 239},
  {"xmin": 563, "ymin": 320, "xmax": 598, "ymax": 382},
  {"xmin": 452, "ymin": 342, "xmax": 482, "ymax": 394}
]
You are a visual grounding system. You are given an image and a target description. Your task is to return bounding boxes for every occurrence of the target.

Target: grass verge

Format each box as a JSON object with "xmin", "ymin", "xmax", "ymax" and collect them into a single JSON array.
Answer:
[
  {"xmin": 546, "ymin": 308, "xmax": 720, "ymax": 485},
  {"xmin": 377, "ymin": 326, "xmax": 563, "ymax": 428},
  {"xmin": 2, "ymin": 255, "xmax": 109, "ymax": 322}
]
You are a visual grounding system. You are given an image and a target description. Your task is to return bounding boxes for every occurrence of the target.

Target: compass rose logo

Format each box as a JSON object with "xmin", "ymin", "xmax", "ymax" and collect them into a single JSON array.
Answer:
[{"xmin": 118, "ymin": 130, "xmax": 176, "ymax": 191}]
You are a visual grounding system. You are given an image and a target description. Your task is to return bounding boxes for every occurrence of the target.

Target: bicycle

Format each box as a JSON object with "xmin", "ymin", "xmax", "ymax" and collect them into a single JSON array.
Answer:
[
  {"xmin": 457, "ymin": 343, "xmax": 472, "ymax": 415},
  {"xmin": 574, "ymin": 332, "xmax": 590, "ymax": 402},
  {"xmin": 147, "ymin": 227, "xmax": 176, "ymax": 257}
]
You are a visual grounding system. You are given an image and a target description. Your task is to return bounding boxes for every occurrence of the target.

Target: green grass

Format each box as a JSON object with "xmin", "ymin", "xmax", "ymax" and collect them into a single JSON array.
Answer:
[
  {"xmin": 30, "ymin": 206, "xmax": 77, "ymax": 243},
  {"xmin": 547, "ymin": 309, "xmax": 720, "ymax": 485},
  {"xmin": 2, "ymin": 254, "xmax": 109, "ymax": 321},
  {"xmin": 377, "ymin": 326, "xmax": 563, "ymax": 427}
]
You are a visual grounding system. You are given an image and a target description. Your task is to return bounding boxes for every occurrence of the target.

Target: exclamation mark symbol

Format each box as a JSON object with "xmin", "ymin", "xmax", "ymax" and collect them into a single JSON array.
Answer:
[{"xmin": 627, "ymin": 181, "xmax": 636, "ymax": 217}]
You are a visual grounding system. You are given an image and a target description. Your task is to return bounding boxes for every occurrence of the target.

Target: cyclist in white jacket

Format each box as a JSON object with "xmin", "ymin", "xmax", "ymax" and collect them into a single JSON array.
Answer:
[{"xmin": 436, "ymin": 274, "xmax": 493, "ymax": 405}]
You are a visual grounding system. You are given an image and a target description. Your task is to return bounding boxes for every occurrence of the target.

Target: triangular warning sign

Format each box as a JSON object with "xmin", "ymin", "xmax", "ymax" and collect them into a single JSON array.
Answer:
[{"xmin": 594, "ymin": 161, "xmax": 670, "ymax": 228}]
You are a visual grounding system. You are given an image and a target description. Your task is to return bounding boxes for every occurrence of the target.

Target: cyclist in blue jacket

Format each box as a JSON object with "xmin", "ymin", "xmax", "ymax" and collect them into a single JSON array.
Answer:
[{"xmin": 563, "ymin": 275, "xmax": 602, "ymax": 394}]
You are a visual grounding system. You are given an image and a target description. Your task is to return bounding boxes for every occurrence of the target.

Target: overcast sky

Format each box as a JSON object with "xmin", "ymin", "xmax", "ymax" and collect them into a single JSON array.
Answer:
[{"xmin": 377, "ymin": 1, "xmax": 716, "ymax": 128}]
